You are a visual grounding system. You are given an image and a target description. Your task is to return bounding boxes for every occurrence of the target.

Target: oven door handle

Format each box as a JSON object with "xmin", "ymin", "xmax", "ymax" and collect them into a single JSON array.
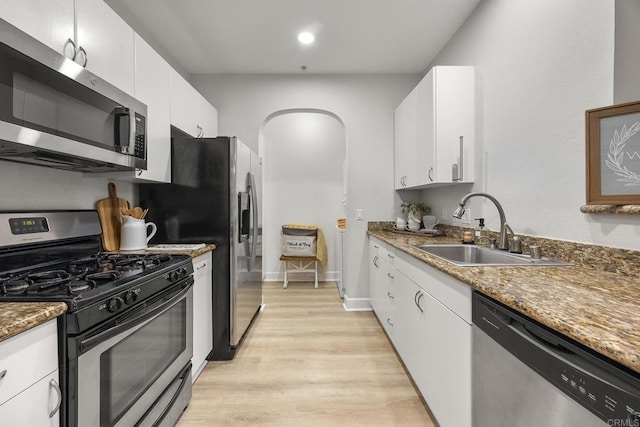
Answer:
[{"xmin": 79, "ymin": 278, "xmax": 193, "ymax": 354}]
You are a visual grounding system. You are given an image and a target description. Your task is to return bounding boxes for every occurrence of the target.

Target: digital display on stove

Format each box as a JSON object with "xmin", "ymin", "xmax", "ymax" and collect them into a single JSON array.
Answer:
[{"xmin": 9, "ymin": 217, "xmax": 49, "ymax": 234}]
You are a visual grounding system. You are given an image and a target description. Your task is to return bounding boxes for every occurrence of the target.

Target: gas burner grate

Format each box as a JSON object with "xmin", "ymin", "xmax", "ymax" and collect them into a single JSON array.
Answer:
[
  {"xmin": 0, "ymin": 273, "xmax": 31, "ymax": 295},
  {"xmin": 26, "ymin": 270, "xmax": 73, "ymax": 294}
]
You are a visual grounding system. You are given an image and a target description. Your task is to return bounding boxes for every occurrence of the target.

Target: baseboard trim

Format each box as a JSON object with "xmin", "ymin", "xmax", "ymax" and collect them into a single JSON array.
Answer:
[
  {"xmin": 342, "ymin": 296, "xmax": 372, "ymax": 311},
  {"xmin": 264, "ymin": 270, "xmax": 340, "ymax": 282}
]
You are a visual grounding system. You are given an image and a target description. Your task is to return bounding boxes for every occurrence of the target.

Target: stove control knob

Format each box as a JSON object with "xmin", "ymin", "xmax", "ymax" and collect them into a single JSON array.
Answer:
[
  {"xmin": 179, "ymin": 268, "xmax": 188, "ymax": 278},
  {"xmin": 169, "ymin": 271, "xmax": 180, "ymax": 282},
  {"xmin": 124, "ymin": 291, "xmax": 138, "ymax": 305},
  {"xmin": 108, "ymin": 297, "xmax": 124, "ymax": 313}
]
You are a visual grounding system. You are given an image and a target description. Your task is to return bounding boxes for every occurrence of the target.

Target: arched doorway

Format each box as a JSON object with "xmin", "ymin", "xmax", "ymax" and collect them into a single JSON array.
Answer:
[{"xmin": 259, "ymin": 109, "xmax": 347, "ymax": 289}]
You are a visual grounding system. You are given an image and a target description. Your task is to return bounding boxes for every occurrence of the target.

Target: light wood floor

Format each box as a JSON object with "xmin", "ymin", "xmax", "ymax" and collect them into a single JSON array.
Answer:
[{"xmin": 178, "ymin": 282, "xmax": 436, "ymax": 426}]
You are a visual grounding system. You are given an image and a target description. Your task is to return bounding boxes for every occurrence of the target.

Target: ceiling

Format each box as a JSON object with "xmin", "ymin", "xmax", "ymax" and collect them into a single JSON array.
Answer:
[{"xmin": 105, "ymin": 0, "xmax": 481, "ymax": 75}]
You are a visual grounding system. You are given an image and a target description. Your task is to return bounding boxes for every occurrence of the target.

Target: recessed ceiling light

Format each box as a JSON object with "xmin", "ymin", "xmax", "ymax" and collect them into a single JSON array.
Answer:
[{"xmin": 298, "ymin": 31, "xmax": 315, "ymax": 45}]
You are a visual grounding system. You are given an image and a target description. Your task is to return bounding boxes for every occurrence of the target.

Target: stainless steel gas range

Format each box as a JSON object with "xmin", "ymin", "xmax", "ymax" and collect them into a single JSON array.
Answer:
[{"xmin": 0, "ymin": 211, "xmax": 194, "ymax": 427}]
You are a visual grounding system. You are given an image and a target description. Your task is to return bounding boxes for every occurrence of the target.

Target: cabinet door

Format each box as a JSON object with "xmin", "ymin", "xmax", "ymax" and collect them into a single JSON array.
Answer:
[
  {"xmin": 394, "ymin": 88, "xmax": 418, "ymax": 189},
  {"xmin": 0, "ymin": 0, "xmax": 74, "ymax": 56},
  {"xmin": 416, "ymin": 70, "xmax": 435, "ymax": 185},
  {"xmin": 198, "ymin": 95, "xmax": 219, "ymax": 138},
  {"xmin": 394, "ymin": 271, "xmax": 427, "ymax": 373},
  {"xmin": 134, "ymin": 34, "xmax": 171, "ymax": 183},
  {"xmin": 75, "ymin": 0, "xmax": 135, "ymax": 94},
  {"xmin": 192, "ymin": 252, "xmax": 213, "ymax": 382},
  {"xmin": 170, "ymin": 68, "xmax": 200, "ymax": 137},
  {"xmin": 0, "ymin": 370, "xmax": 61, "ymax": 426},
  {"xmin": 421, "ymin": 294, "xmax": 471, "ymax": 427},
  {"xmin": 432, "ymin": 66, "xmax": 475, "ymax": 184}
]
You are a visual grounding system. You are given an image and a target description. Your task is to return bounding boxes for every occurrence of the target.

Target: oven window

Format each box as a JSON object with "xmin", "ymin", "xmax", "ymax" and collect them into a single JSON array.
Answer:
[{"xmin": 100, "ymin": 300, "xmax": 186, "ymax": 426}]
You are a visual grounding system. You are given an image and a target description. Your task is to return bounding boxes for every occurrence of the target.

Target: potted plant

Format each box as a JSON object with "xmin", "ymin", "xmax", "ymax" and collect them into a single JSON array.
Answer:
[{"xmin": 401, "ymin": 201, "xmax": 431, "ymax": 222}]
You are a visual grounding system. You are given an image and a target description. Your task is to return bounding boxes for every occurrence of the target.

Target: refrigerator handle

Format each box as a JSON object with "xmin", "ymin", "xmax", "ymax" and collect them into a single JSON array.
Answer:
[{"xmin": 248, "ymin": 172, "xmax": 258, "ymax": 268}]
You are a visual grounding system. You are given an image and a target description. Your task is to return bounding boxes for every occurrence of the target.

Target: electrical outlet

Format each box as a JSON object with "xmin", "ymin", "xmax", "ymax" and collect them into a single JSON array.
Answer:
[{"xmin": 356, "ymin": 209, "xmax": 364, "ymax": 220}]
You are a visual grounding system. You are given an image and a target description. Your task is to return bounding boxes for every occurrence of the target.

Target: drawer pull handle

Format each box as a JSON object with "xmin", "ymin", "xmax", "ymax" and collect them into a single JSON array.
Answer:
[
  {"xmin": 387, "ymin": 292, "xmax": 394, "ymax": 300},
  {"xmin": 0, "ymin": 369, "xmax": 6, "ymax": 380},
  {"xmin": 50, "ymin": 379, "xmax": 62, "ymax": 418},
  {"xmin": 196, "ymin": 263, "xmax": 207, "ymax": 270},
  {"xmin": 386, "ymin": 318, "xmax": 394, "ymax": 327},
  {"xmin": 387, "ymin": 273, "xmax": 394, "ymax": 279}
]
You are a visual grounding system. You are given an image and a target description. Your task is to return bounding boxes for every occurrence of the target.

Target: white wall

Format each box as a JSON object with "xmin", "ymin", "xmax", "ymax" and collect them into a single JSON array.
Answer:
[
  {"xmin": 192, "ymin": 74, "xmax": 418, "ymax": 304},
  {"xmin": 408, "ymin": 0, "xmax": 640, "ymax": 250},
  {"xmin": 261, "ymin": 112, "xmax": 346, "ymax": 281},
  {"xmin": 0, "ymin": 161, "xmax": 135, "ymax": 210}
]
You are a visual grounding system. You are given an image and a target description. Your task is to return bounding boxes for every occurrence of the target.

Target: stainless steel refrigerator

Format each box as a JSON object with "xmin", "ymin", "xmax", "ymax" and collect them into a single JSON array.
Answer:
[{"xmin": 139, "ymin": 135, "xmax": 262, "ymax": 360}]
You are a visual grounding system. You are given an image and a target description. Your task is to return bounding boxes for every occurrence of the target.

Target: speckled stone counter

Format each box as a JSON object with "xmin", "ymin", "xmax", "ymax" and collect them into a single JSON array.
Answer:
[
  {"xmin": 145, "ymin": 244, "xmax": 216, "ymax": 258},
  {"xmin": 0, "ymin": 302, "xmax": 67, "ymax": 342},
  {"xmin": 368, "ymin": 224, "xmax": 640, "ymax": 375},
  {"xmin": 114, "ymin": 244, "xmax": 216, "ymax": 258}
]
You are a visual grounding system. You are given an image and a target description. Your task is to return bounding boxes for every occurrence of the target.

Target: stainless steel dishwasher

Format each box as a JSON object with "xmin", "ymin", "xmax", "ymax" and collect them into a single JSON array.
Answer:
[{"xmin": 472, "ymin": 292, "xmax": 640, "ymax": 427}]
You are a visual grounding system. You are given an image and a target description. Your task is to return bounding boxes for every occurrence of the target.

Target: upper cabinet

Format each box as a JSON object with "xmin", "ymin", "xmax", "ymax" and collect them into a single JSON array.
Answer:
[
  {"xmin": 394, "ymin": 87, "xmax": 419, "ymax": 189},
  {"xmin": 75, "ymin": 0, "xmax": 135, "ymax": 94},
  {"xmin": 395, "ymin": 66, "xmax": 475, "ymax": 190},
  {"xmin": 170, "ymin": 69, "xmax": 218, "ymax": 138},
  {"xmin": 132, "ymin": 33, "xmax": 171, "ymax": 183},
  {"xmin": 0, "ymin": 0, "xmax": 74, "ymax": 55},
  {"xmin": 1, "ymin": 0, "xmax": 135, "ymax": 95}
]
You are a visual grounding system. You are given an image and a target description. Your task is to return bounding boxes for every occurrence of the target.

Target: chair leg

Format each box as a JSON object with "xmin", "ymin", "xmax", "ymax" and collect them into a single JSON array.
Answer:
[
  {"xmin": 283, "ymin": 262, "xmax": 288, "ymax": 288},
  {"xmin": 314, "ymin": 260, "xmax": 318, "ymax": 289}
]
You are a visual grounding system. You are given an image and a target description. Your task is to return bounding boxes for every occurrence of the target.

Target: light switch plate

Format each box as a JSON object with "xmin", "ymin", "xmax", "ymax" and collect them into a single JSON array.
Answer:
[{"xmin": 356, "ymin": 209, "xmax": 364, "ymax": 220}]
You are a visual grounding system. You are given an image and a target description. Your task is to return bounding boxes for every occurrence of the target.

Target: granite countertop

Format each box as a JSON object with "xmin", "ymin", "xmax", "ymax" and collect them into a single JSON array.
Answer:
[
  {"xmin": 0, "ymin": 302, "xmax": 67, "ymax": 342},
  {"xmin": 115, "ymin": 244, "xmax": 216, "ymax": 258},
  {"xmin": 368, "ymin": 229, "xmax": 640, "ymax": 375}
]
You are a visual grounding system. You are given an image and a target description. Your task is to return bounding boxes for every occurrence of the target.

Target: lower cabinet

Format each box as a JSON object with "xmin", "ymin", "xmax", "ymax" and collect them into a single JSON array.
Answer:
[
  {"xmin": 0, "ymin": 320, "xmax": 61, "ymax": 426},
  {"xmin": 0, "ymin": 370, "xmax": 61, "ymax": 426},
  {"xmin": 369, "ymin": 239, "xmax": 397, "ymax": 338},
  {"xmin": 369, "ymin": 237, "xmax": 471, "ymax": 427},
  {"xmin": 192, "ymin": 252, "xmax": 213, "ymax": 382}
]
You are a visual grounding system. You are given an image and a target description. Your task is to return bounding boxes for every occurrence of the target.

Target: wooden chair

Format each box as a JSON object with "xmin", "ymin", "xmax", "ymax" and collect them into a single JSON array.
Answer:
[{"xmin": 279, "ymin": 255, "xmax": 320, "ymax": 289}]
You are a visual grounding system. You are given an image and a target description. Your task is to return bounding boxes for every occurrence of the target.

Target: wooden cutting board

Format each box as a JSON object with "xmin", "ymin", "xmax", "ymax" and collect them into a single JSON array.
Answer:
[{"xmin": 95, "ymin": 183, "xmax": 130, "ymax": 251}]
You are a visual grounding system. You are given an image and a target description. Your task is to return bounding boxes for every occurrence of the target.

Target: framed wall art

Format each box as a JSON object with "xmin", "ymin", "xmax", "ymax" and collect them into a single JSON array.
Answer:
[{"xmin": 586, "ymin": 101, "xmax": 640, "ymax": 205}]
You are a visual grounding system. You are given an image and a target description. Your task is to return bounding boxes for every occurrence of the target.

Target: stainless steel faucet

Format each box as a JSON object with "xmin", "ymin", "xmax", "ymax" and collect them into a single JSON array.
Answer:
[{"xmin": 453, "ymin": 192, "xmax": 515, "ymax": 251}]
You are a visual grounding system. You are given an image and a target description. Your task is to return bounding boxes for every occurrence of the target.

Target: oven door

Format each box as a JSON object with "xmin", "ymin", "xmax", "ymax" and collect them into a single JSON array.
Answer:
[{"xmin": 73, "ymin": 278, "xmax": 193, "ymax": 427}]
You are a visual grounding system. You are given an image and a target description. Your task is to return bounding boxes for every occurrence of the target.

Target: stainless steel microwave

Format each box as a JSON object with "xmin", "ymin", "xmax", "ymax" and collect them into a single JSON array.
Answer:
[{"xmin": 0, "ymin": 17, "xmax": 147, "ymax": 172}]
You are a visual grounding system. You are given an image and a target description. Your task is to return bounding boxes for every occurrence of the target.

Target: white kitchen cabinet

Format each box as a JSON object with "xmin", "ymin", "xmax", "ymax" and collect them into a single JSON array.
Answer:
[
  {"xmin": 170, "ymin": 68, "xmax": 218, "ymax": 138},
  {"xmin": 394, "ymin": 265, "xmax": 471, "ymax": 427},
  {"xmin": 0, "ymin": 320, "xmax": 61, "ymax": 426},
  {"xmin": 132, "ymin": 33, "xmax": 171, "ymax": 183},
  {"xmin": 75, "ymin": 0, "xmax": 135, "ymax": 94},
  {"xmin": 395, "ymin": 66, "xmax": 475, "ymax": 190},
  {"xmin": 0, "ymin": 0, "xmax": 135, "ymax": 95},
  {"xmin": 368, "ymin": 238, "xmax": 397, "ymax": 338},
  {"xmin": 0, "ymin": 0, "xmax": 74, "ymax": 56},
  {"xmin": 192, "ymin": 252, "xmax": 213, "ymax": 382},
  {"xmin": 198, "ymin": 93, "xmax": 219, "ymax": 138},
  {"xmin": 394, "ymin": 87, "xmax": 419, "ymax": 188},
  {"xmin": 0, "ymin": 370, "xmax": 61, "ymax": 426},
  {"xmin": 368, "ymin": 236, "xmax": 472, "ymax": 427}
]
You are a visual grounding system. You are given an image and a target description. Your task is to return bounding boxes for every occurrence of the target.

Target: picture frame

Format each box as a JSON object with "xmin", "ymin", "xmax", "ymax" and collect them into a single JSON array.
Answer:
[{"xmin": 586, "ymin": 101, "xmax": 640, "ymax": 205}]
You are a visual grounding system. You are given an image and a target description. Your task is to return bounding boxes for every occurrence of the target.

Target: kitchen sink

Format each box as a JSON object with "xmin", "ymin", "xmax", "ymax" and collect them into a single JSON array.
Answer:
[{"xmin": 413, "ymin": 244, "xmax": 571, "ymax": 267}]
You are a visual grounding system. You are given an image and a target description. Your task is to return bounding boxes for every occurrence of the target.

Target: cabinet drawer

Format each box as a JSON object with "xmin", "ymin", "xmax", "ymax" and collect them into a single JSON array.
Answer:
[
  {"xmin": 0, "ymin": 320, "xmax": 58, "ymax": 406},
  {"xmin": 396, "ymin": 251, "xmax": 471, "ymax": 323},
  {"xmin": 192, "ymin": 252, "xmax": 212, "ymax": 281},
  {"xmin": 0, "ymin": 369, "xmax": 60, "ymax": 426}
]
